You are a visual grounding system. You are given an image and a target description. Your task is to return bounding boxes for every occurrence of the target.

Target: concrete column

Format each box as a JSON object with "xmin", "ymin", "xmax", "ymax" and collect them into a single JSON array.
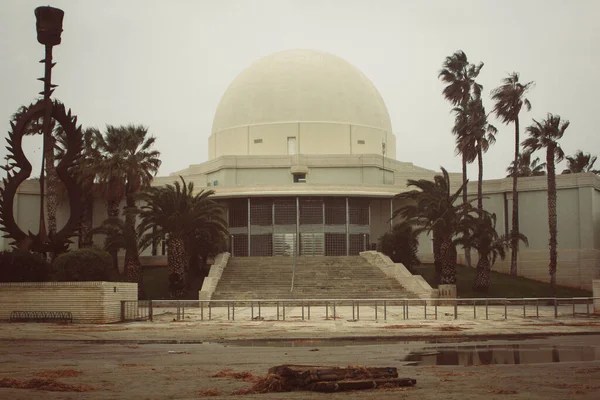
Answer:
[
  {"xmin": 247, "ymin": 197, "xmax": 251, "ymax": 256},
  {"xmin": 578, "ymin": 186, "xmax": 593, "ymax": 248},
  {"xmin": 296, "ymin": 197, "xmax": 300, "ymax": 256},
  {"xmin": 368, "ymin": 200, "xmax": 372, "ymax": 249},
  {"xmin": 389, "ymin": 198, "xmax": 393, "ymax": 231},
  {"xmin": 346, "ymin": 197, "xmax": 350, "ymax": 256}
]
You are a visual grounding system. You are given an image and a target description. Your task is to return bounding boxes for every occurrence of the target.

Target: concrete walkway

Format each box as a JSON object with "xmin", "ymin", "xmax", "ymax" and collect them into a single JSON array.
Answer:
[{"xmin": 1, "ymin": 303, "xmax": 599, "ymax": 343}]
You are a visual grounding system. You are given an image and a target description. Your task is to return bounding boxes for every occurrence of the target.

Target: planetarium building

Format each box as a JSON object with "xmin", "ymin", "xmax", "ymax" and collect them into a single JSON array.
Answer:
[{"xmin": 158, "ymin": 49, "xmax": 443, "ymax": 258}]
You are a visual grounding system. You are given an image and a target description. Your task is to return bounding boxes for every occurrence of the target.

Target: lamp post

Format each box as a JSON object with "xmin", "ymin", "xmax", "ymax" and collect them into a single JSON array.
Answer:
[{"xmin": 34, "ymin": 6, "xmax": 64, "ymax": 248}]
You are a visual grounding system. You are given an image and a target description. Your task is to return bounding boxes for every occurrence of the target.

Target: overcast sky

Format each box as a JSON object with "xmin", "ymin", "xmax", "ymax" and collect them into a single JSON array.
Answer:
[{"xmin": 1, "ymin": 0, "xmax": 599, "ymax": 180}]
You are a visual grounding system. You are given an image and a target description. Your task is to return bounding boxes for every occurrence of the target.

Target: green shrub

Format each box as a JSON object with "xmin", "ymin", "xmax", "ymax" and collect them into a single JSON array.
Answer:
[
  {"xmin": 377, "ymin": 222, "xmax": 421, "ymax": 273},
  {"xmin": 0, "ymin": 250, "xmax": 50, "ymax": 282},
  {"xmin": 52, "ymin": 248, "xmax": 112, "ymax": 282}
]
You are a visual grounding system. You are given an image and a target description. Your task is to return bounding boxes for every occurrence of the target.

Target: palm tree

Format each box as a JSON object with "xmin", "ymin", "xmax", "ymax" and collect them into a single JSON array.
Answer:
[
  {"xmin": 377, "ymin": 220, "xmax": 421, "ymax": 273},
  {"xmin": 394, "ymin": 167, "xmax": 469, "ymax": 285},
  {"xmin": 56, "ymin": 127, "xmax": 103, "ymax": 247},
  {"xmin": 506, "ymin": 151, "xmax": 546, "ymax": 178},
  {"xmin": 523, "ymin": 114, "xmax": 568, "ymax": 296},
  {"xmin": 562, "ymin": 150, "xmax": 599, "ymax": 174},
  {"xmin": 491, "ymin": 72, "xmax": 534, "ymax": 276},
  {"xmin": 136, "ymin": 177, "xmax": 227, "ymax": 298},
  {"xmin": 454, "ymin": 98, "xmax": 497, "ymax": 210},
  {"xmin": 89, "ymin": 217, "xmax": 143, "ymax": 296},
  {"xmin": 439, "ymin": 50, "xmax": 484, "ymax": 267},
  {"xmin": 95, "ymin": 125, "xmax": 161, "ymax": 272},
  {"xmin": 456, "ymin": 211, "xmax": 528, "ymax": 292}
]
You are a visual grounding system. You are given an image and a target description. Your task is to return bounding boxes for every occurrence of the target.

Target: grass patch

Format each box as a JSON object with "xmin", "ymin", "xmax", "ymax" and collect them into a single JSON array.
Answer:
[
  {"xmin": 142, "ymin": 267, "xmax": 169, "ymax": 300},
  {"xmin": 413, "ymin": 264, "xmax": 592, "ymax": 298},
  {"xmin": 142, "ymin": 266, "xmax": 207, "ymax": 300}
]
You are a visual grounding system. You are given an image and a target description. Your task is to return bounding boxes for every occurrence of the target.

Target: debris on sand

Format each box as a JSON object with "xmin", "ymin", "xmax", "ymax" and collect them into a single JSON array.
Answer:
[
  {"xmin": 36, "ymin": 369, "xmax": 82, "ymax": 378},
  {"xmin": 197, "ymin": 388, "xmax": 221, "ymax": 396},
  {"xmin": 438, "ymin": 326, "xmax": 469, "ymax": 331},
  {"xmin": 0, "ymin": 378, "xmax": 96, "ymax": 392},
  {"xmin": 211, "ymin": 369, "xmax": 260, "ymax": 382},
  {"xmin": 231, "ymin": 374, "xmax": 286, "ymax": 395},
  {"xmin": 382, "ymin": 325, "xmax": 422, "ymax": 329},
  {"xmin": 225, "ymin": 365, "xmax": 416, "ymax": 394}
]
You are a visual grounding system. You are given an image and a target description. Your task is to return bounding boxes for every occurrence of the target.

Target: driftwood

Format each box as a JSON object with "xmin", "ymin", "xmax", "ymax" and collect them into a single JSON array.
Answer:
[
  {"xmin": 312, "ymin": 378, "xmax": 417, "ymax": 392},
  {"xmin": 265, "ymin": 365, "xmax": 416, "ymax": 392}
]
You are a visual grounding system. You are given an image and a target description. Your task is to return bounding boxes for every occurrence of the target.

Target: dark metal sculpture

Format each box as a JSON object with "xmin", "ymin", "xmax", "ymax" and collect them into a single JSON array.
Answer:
[{"xmin": 0, "ymin": 6, "xmax": 83, "ymax": 254}]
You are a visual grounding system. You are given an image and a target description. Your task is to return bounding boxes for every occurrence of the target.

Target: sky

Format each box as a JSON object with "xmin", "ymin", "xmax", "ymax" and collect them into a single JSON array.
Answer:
[{"xmin": 1, "ymin": 0, "xmax": 599, "ymax": 180}]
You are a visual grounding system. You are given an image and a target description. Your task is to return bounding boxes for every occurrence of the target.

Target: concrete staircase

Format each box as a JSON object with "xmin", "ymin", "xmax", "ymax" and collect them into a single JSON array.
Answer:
[{"xmin": 211, "ymin": 256, "xmax": 414, "ymax": 300}]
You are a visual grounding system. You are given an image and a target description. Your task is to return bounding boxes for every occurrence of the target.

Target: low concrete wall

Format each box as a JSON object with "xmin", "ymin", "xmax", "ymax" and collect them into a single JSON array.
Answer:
[
  {"xmin": 0, "ymin": 282, "xmax": 137, "ymax": 323},
  {"xmin": 199, "ymin": 252, "xmax": 231, "ymax": 300},
  {"xmin": 359, "ymin": 251, "xmax": 438, "ymax": 302},
  {"xmin": 421, "ymin": 248, "xmax": 600, "ymax": 291},
  {"xmin": 594, "ymin": 280, "xmax": 600, "ymax": 314}
]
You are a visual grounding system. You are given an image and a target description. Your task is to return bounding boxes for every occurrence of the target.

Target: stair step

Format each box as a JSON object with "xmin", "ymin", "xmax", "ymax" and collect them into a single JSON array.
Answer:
[{"xmin": 211, "ymin": 256, "xmax": 416, "ymax": 301}]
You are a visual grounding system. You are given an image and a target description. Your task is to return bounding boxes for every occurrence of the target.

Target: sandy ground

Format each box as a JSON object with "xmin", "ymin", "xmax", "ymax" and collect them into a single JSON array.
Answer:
[
  {"xmin": 1, "ymin": 335, "xmax": 599, "ymax": 399},
  {"xmin": 1, "ymin": 305, "xmax": 599, "ymax": 399}
]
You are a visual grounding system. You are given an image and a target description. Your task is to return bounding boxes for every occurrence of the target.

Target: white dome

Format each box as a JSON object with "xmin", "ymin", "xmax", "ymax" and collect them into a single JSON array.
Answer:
[{"xmin": 212, "ymin": 50, "xmax": 392, "ymax": 134}]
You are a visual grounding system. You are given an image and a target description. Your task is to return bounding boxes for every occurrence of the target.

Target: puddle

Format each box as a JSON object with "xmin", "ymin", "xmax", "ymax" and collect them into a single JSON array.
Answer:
[
  {"xmin": 223, "ymin": 339, "xmax": 421, "ymax": 348},
  {"xmin": 404, "ymin": 344, "xmax": 600, "ymax": 366}
]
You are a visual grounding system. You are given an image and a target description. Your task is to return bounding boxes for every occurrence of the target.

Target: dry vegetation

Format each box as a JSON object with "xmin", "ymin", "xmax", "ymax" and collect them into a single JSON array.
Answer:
[
  {"xmin": 210, "ymin": 369, "xmax": 260, "ymax": 382},
  {"xmin": 197, "ymin": 388, "xmax": 221, "ymax": 396},
  {"xmin": 0, "ymin": 377, "xmax": 95, "ymax": 392},
  {"xmin": 35, "ymin": 369, "xmax": 82, "ymax": 378}
]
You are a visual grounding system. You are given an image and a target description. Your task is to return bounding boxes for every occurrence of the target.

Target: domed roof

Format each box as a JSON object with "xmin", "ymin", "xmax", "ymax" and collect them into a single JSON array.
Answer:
[{"xmin": 212, "ymin": 50, "xmax": 392, "ymax": 134}]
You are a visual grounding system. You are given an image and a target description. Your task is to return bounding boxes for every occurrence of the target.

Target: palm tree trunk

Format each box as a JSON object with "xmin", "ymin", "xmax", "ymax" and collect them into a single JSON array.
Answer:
[
  {"xmin": 78, "ymin": 192, "xmax": 94, "ymax": 248},
  {"xmin": 107, "ymin": 199, "xmax": 120, "ymax": 271},
  {"xmin": 125, "ymin": 257, "xmax": 143, "ymax": 299},
  {"xmin": 433, "ymin": 234, "xmax": 442, "ymax": 286},
  {"xmin": 45, "ymin": 134, "xmax": 58, "ymax": 257},
  {"xmin": 472, "ymin": 254, "xmax": 491, "ymax": 292},
  {"xmin": 462, "ymin": 155, "xmax": 472, "ymax": 267},
  {"xmin": 547, "ymin": 146, "xmax": 558, "ymax": 297},
  {"xmin": 167, "ymin": 235, "xmax": 188, "ymax": 298},
  {"xmin": 440, "ymin": 235, "xmax": 457, "ymax": 284},
  {"xmin": 510, "ymin": 118, "xmax": 520, "ymax": 276},
  {"xmin": 477, "ymin": 144, "xmax": 483, "ymax": 211}
]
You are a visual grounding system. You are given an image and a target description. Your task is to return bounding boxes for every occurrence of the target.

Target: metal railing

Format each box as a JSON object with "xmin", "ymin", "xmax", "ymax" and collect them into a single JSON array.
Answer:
[{"xmin": 121, "ymin": 297, "xmax": 599, "ymax": 323}]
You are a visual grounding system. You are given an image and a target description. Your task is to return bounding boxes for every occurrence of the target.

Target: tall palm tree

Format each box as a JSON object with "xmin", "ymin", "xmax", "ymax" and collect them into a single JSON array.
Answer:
[
  {"xmin": 394, "ymin": 167, "xmax": 469, "ymax": 285},
  {"xmin": 506, "ymin": 151, "xmax": 546, "ymax": 178},
  {"xmin": 454, "ymin": 98, "xmax": 497, "ymax": 210},
  {"xmin": 523, "ymin": 114, "xmax": 568, "ymax": 296},
  {"xmin": 56, "ymin": 127, "xmax": 103, "ymax": 247},
  {"xmin": 137, "ymin": 177, "xmax": 227, "ymax": 298},
  {"xmin": 491, "ymin": 72, "xmax": 534, "ymax": 276},
  {"xmin": 456, "ymin": 211, "xmax": 528, "ymax": 292},
  {"xmin": 95, "ymin": 125, "xmax": 161, "ymax": 272},
  {"xmin": 562, "ymin": 150, "xmax": 599, "ymax": 174},
  {"xmin": 89, "ymin": 216, "xmax": 143, "ymax": 296},
  {"xmin": 439, "ymin": 50, "xmax": 484, "ymax": 267}
]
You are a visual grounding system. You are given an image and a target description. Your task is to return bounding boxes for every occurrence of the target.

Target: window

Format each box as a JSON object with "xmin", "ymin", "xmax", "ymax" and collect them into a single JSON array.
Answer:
[
  {"xmin": 293, "ymin": 173, "xmax": 306, "ymax": 183},
  {"xmin": 287, "ymin": 137, "xmax": 297, "ymax": 155}
]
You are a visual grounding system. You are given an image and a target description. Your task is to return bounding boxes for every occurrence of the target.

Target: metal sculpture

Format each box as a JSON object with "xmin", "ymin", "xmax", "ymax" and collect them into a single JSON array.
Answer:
[{"xmin": 0, "ymin": 6, "xmax": 83, "ymax": 254}]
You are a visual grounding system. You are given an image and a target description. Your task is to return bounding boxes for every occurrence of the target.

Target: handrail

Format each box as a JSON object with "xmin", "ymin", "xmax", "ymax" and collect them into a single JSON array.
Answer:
[
  {"xmin": 121, "ymin": 296, "xmax": 599, "ymax": 323},
  {"xmin": 141, "ymin": 296, "xmax": 600, "ymax": 303}
]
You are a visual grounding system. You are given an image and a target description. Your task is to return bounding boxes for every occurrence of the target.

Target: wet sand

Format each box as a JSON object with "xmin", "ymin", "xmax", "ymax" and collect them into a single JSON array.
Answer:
[{"xmin": 1, "ymin": 335, "xmax": 599, "ymax": 399}]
